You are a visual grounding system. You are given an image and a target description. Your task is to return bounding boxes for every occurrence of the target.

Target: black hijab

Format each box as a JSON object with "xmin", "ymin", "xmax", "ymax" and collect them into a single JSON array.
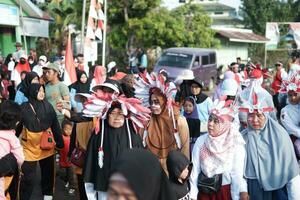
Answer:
[
  {"xmin": 112, "ymin": 149, "xmax": 176, "ymax": 200},
  {"xmin": 191, "ymin": 78, "xmax": 208, "ymax": 104},
  {"xmin": 167, "ymin": 150, "xmax": 192, "ymax": 199},
  {"xmin": 84, "ymin": 105, "xmax": 142, "ymax": 191},
  {"xmin": 19, "ymin": 71, "xmax": 39, "ymax": 97},
  {"xmin": 21, "ymin": 83, "xmax": 56, "ymax": 132},
  {"xmin": 69, "ymin": 70, "xmax": 91, "ymax": 93}
]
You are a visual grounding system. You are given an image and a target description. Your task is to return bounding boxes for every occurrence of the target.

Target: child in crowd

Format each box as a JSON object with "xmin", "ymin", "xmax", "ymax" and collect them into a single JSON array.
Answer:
[
  {"xmin": 183, "ymin": 96, "xmax": 201, "ymax": 155},
  {"xmin": 59, "ymin": 119, "xmax": 75, "ymax": 195},
  {"xmin": 167, "ymin": 150, "xmax": 192, "ymax": 200},
  {"xmin": 0, "ymin": 101, "xmax": 24, "ymax": 199}
]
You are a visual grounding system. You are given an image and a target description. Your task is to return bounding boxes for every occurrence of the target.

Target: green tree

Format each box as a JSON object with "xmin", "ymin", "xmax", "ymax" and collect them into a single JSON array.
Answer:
[
  {"xmin": 241, "ymin": 0, "xmax": 295, "ymax": 35},
  {"xmin": 108, "ymin": 3, "xmax": 218, "ymax": 65},
  {"xmin": 38, "ymin": 0, "xmax": 84, "ymax": 56}
]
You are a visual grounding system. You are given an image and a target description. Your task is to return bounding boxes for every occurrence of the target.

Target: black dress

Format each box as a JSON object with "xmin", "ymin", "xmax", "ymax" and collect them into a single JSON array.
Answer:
[{"xmin": 83, "ymin": 119, "xmax": 142, "ymax": 191}]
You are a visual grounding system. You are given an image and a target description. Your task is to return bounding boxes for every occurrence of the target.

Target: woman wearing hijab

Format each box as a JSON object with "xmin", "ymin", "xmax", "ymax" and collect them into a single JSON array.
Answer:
[
  {"xmin": 69, "ymin": 70, "xmax": 91, "ymax": 113},
  {"xmin": 17, "ymin": 83, "xmax": 64, "ymax": 200},
  {"xmin": 190, "ymin": 100, "xmax": 247, "ymax": 200},
  {"xmin": 80, "ymin": 90, "xmax": 150, "ymax": 200},
  {"xmin": 190, "ymin": 78, "xmax": 213, "ymax": 134},
  {"xmin": 183, "ymin": 96, "xmax": 200, "ymax": 154},
  {"xmin": 240, "ymin": 90, "xmax": 300, "ymax": 200},
  {"xmin": 108, "ymin": 149, "xmax": 176, "ymax": 200},
  {"xmin": 14, "ymin": 71, "xmax": 39, "ymax": 105},
  {"xmin": 90, "ymin": 65, "xmax": 106, "ymax": 90},
  {"xmin": 134, "ymin": 72, "xmax": 190, "ymax": 174}
]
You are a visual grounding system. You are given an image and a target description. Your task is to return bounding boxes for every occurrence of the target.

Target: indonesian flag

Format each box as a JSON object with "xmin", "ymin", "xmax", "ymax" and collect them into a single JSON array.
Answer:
[
  {"xmin": 64, "ymin": 33, "xmax": 77, "ymax": 86},
  {"xmin": 86, "ymin": 0, "xmax": 104, "ymax": 41}
]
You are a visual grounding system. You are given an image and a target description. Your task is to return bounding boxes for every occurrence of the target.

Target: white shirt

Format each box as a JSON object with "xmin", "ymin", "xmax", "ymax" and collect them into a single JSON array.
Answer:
[
  {"xmin": 32, "ymin": 64, "xmax": 44, "ymax": 77},
  {"xmin": 189, "ymin": 134, "xmax": 247, "ymax": 200},
  {"xmin": 280, "ymin": 104, "xmax": 300, "ymax": 137}
]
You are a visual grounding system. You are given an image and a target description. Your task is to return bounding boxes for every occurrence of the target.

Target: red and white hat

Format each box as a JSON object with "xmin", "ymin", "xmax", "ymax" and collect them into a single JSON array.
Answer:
[
  {"xmin": 210, "ymin": 98, "xmax": 235, "ymax": 122},
  {"xmin": 239, "ymin": 91, "xmax": 274, "ymax": 113},
  {"xmin": 279, "ymin": 73, "xmax": 300, "ymax": 93}
]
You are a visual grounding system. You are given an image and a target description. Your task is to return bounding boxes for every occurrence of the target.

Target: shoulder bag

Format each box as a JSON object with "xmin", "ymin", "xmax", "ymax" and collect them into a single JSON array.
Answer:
[
  {"xmin": 29, "ymin": 103, "xmax": 55, "ymax": 150},
  {"xmin": 197, "ymin": 171, "xmax": 222, "ymax": 194}
]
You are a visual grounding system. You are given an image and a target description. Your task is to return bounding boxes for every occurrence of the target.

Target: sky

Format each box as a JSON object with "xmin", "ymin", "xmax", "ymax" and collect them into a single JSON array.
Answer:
[{"xmin": 161, "ymin": 0, "xmax": 242, "ymax": 11}]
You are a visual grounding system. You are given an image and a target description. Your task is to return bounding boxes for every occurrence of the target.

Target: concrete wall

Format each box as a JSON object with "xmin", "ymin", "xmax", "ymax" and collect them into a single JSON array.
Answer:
[{"xmin": 216, "ymin": 38, "xmax": 248, "ymax": 67}]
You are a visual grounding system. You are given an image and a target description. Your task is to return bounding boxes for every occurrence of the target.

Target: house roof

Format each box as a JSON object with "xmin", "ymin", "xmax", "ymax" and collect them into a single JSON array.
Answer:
[
  {"xmin": 15, "ymin": 0, "xmax": 53, "ymax": 21},
  {"xmin": 200, "ymin": 2, "xmax": 235, "ymax": 12},
  {"xmin": 216, "ymin": 29, "xmax": 269, "ymax": 43}
]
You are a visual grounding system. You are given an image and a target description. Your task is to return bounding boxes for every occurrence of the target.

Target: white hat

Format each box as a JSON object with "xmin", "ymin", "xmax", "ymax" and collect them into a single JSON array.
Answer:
[
  {"xmin": 107, "ymin": 61, "xmax": 116, "ymax": 73},
  {"xmin": 20, "ymin": 54, "xmax": 28, "ymax": 59},
  {"xmin": 221, "ymin": 79, "xmax": 238, "ymax": 96},
  {"xmin": 175, "ymin": 70, "xmax": 194, "ymax": 82},
  {"xmin": 39, "ymin": 55, "xmax": 47, "ymax": 62}
]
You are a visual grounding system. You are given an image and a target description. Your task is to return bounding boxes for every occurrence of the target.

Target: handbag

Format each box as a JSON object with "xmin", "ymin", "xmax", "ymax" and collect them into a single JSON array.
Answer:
[
  {"xmin": 29, "ymin": 103, "xmax": 55, "ymax": 150},
  {"xmin": 70, "ymin": 147, "xmax": 86, "ymax": 167},
  {"xmin": 197, "ymin": 171, "xmax": 222, "ymax": 194},
  {"xmin": 40, "ymin": 129, "xmax": 55, "ymax": 150}
]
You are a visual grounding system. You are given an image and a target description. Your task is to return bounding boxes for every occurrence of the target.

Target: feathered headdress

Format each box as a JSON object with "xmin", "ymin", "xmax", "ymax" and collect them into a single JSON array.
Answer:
[
  {"xmin": 75, "ymin": 90, "xmax": 151, "ymax": 168},
  {"xmin": 279, "ymin": 73, "xmax": 300, "ymax": 93},
  {"xmin": 134, "ymin": 72, "xmax": 177, "ymax": 108},
  {"xmin": 134, "ymin": 72, "xmax": 182, "ymax": 148}
]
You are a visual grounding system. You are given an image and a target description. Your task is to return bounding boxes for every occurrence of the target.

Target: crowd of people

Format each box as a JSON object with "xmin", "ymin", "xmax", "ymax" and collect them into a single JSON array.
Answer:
[{"xmin": 0, "ymin": 42, "xmax": 300, "ymax": 200}]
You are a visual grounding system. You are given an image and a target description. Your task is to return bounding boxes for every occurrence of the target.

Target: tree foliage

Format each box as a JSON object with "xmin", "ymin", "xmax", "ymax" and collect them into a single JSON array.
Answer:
[
  {"xmin": 241, "ymin": 0, "xmax": 298, "ymax": 35},
  {"xmin": 108, "ymin": 3, "xmax": 219, "ymax": 65}
]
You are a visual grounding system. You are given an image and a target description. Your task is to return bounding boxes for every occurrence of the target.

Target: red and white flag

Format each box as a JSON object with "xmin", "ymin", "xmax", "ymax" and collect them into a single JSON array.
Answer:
[{"xmin": 64, "ymin": 33, "xmax": 77, "ymax": 86}]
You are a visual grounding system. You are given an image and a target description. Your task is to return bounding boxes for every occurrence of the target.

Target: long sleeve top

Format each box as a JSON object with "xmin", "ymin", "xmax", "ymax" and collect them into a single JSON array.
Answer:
[
  {"xmin": 195, "ymin": 97, "xmax": 213, "ymax": 123},
  {"xmin": 280, "ymin": 104, "xmax": 300, "ymax": 137},
  {"xmin": 189, "ymin": 134, "xmax": 247, "ymax": 200}
]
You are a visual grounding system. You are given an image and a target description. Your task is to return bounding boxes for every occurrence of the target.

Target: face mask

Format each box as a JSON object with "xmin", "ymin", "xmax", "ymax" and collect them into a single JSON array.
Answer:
[
  {"xmin": 151, "ymin": 104, "xmax": 161, "ymax": 110},
  {"xmin": 39, "ymin": 60, "xmax": 45, "ymax": 66},
  {"xmin": 29, "ymin": 60, "xmax": 34, "ymax": 64}
]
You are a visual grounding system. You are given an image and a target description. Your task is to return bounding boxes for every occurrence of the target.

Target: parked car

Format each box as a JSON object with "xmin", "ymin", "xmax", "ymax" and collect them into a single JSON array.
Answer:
[{"xmin": 153, "ymin": 48, "xmax": 217, "ymax": 90}]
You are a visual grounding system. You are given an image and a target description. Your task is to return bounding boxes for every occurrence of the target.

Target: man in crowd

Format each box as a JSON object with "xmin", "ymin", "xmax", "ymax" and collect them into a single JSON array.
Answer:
[
  {"xmin": 12, "ymin": 42, "xmax": 25, "ymax": 63},
  {"xmin": 33, "ymin": 55, "xmax": 48, "ymax": 77},
  {"xmin": 43, "ymin": 63, "xmax": 70, "ymax": 125}
]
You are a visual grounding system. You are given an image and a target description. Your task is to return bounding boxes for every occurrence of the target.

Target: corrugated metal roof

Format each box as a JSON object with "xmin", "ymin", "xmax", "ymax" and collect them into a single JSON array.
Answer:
[{"xmin": 216, "ymin": 30, "xmax": 269, "ymax": 43}]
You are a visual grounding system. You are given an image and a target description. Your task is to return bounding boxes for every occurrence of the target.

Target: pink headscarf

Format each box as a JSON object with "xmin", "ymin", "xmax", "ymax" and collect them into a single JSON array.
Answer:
[
  {"xmin": 93, "ymin": 65, "xmax": 106, "ymax": 85},
  {"xmin": 199, "ymin": 100, "xmax": 244, "ymax": 177}
]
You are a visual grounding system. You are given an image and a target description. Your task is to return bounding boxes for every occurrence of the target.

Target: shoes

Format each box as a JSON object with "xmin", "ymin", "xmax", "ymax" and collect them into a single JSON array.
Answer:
[{"xmin": 65, "ymin": 182, "xmax": 69, "ymax": 188}]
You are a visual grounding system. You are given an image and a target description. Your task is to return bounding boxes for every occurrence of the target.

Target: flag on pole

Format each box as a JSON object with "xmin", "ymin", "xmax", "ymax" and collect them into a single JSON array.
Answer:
[
  {"xmin": 64, "ymin": 32, "xmax": 77, "ymax": 86},
  {"xmin": 84, "ymin": 0, "xmax": 105, "ymax": 62}
]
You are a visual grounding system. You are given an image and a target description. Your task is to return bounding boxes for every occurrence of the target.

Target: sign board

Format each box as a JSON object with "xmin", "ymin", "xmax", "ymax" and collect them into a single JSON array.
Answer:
[
  {"xmin": 265, "ymin": 22, "xmax": 300, "ymax": 50},
  {"xmin": 21, "ymin": 17, "xmax": 49, "ymax": 38},
  {"xmin": 0, "ymin": 4, "xmax": 19, "ymax": 26}
]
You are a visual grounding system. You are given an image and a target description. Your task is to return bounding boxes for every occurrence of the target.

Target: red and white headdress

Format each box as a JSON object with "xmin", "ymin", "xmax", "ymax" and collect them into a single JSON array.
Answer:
[
  {"xmin": 75, "ymin": 90, "xmax": 151, "ymax": 168},
  {"xmin": 210, "ymin": 98, "xmax": 235, "ymax": 122},
  {"xmin": 239, "ymin": 91, "xmax": 274, "ymax": 113},
  {"xmin": 279, "ymin": 73, "xmax": 300, "ymax": 93},
  {"xmin": 134, "ymin": 72, "xmax": 183, "ymax": 148},
  {"xmin": 134, "ymin": 72, "xmax": 177, "ymax": 108}
]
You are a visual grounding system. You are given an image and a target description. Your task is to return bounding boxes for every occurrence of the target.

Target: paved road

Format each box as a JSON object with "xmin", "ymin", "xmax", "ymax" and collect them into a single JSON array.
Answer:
[{"xmin": 31, "ymin": 162, "xmax": 77, "ymax": 200}]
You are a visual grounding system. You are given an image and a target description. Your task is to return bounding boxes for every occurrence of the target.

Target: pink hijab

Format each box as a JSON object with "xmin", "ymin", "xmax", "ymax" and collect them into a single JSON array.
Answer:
[{"xmin": 93, "ymin": 65, "xmax": 106, "ymax": 85}]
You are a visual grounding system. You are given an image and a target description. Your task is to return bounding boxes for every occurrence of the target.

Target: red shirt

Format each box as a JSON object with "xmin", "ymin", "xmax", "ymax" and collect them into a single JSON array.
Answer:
[
  {"xmin": 59, "ymin": 135, "xmax": 72, "ymax": 167},
  {"xmin": 271, "ymin": 70, "xmax": 282, "ymax": 94}
]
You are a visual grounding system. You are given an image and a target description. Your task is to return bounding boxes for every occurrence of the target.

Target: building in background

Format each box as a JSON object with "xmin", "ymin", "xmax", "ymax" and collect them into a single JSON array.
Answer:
[
  {"xmin": 162, "ymin": 0, "xmax": 268, "ymax": 66},
  {"xmin": 0, "ymin": 0, "xmax": 51, "ymax": 57}
]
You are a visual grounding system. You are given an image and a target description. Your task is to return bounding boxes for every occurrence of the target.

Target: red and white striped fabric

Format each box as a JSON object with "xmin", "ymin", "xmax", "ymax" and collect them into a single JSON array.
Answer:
[{"xmin": 86, "ymin": 0, "xmax": 104, "ymax": 41}]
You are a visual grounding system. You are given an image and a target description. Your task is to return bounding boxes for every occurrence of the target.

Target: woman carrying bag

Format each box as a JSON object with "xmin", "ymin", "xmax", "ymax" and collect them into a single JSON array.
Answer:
[
  {"xmin": 189, "ymin": 99, "xmax": 248, "ymax": 200},
  {"xmin": 17, "ymin": 83, "xmax": 64, "ymax": 200}
]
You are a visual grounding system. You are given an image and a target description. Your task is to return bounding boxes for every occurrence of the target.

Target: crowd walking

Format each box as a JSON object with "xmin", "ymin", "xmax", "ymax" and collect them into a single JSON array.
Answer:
[{"xmin": 1, "ymin": 43, "xmax": 300, "ymax": 200}]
